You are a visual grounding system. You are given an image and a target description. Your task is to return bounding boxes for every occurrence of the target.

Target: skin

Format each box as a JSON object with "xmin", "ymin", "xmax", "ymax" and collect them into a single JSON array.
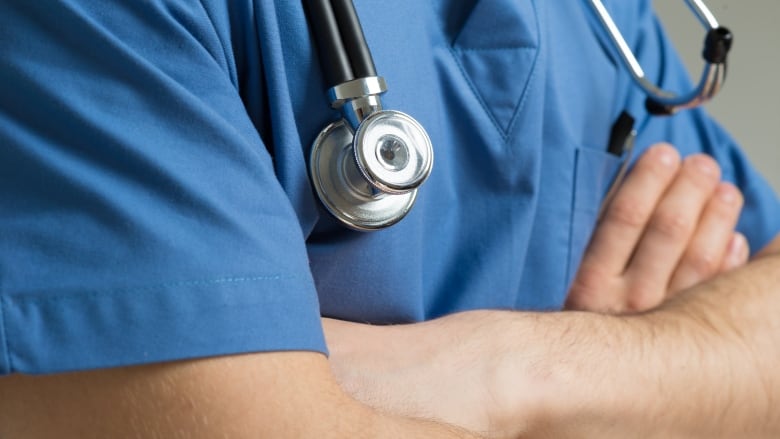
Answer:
[
  {"xmin": 567, "ymin": 144, "xmax": 749, "ymax": 313},
  {"xmin": 0, "ymin": 145, "xmax": 769, "ymax": 438},
  {"xmin": 325, "ymin": 145, "xmax": 770, "ymax": 436},
  {"xmin": 0, "ymin": 352, "xmax": 481, "ymax": 438}
]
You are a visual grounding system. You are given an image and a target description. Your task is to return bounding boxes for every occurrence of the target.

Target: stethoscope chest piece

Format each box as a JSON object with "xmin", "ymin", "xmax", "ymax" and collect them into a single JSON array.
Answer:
[
  {"xmin": 310, "ymin": 117, "xmax": 424, "ymax": 231},
  {"xmin": 353, "ymin": 110, "xmax": 432, "ymax": 194},
  {"xmin": 304, "ymin": 0, "xmax": 433, "ymax": 231}
]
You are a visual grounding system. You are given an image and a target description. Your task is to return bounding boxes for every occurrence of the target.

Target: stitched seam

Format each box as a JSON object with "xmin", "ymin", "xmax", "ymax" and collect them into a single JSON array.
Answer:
[
  {"xmin": 0, "ymin": 295, "xmax": 11, "ymax": 373},
  {"xmin": 448, "ymin": 1, "xmax": 480, "ymax": 46},
  {"xmin": 504, "ymin": 0, "xmax": 541, "ymax": 137},
  {"xmin": 448, "ymin": 0, "xmax": 541, "ymax": 140},
  {"xmin": 564, "ymin": 149, "xmax": 581, "ymax": 292},
  {"xmin": 455, "ymin": 45, "xmax": 537, "ymax": 51},
  {"xmin": 448, "ymin": 47, "xmax": 508, "ymax": 140},
  {"xmin": 504, "ymin": 44, "xmax": 540, "ymax": 137},
  {"xmin": 14, "ymin": 275, "xmax": 296, "ymax": 303}
]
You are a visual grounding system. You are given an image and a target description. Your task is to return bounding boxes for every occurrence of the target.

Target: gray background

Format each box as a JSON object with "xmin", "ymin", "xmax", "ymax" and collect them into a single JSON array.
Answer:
[{"xmin": 654, "ymin": 0, "xmax": 780, "ymax": 193}]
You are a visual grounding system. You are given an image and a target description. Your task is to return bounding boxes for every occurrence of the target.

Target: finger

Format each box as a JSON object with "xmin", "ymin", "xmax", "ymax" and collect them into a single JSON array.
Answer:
[
  {"xmin": 667, "ymin": 182, "xmax": 744, "ymax": 293},
  {"xmin": 624, "ymin": 154, "xmax": 721, "ymax": 310},
  {"xmin": 583, "ymin": 144, "xmax": 681, "ymax": 276},
  {"xmin": 720, "ymin": 232, "xmax": 750, "ymax": 272}
]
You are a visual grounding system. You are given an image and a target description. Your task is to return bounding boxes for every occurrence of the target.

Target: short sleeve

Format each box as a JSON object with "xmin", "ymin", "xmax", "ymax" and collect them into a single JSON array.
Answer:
[
  {"xmin": 0, "ymin": 1, "xmax": 325, "ymax": 374},
  {"xmin": 611, "ymin": 0, "xmax": 780, "ymax": 252}
]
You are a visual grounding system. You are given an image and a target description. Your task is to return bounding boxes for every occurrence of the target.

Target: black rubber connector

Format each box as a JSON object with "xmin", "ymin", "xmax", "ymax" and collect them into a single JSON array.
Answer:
[
  {"xmin": 645, "ymin": 98, "xmax": 674, "ymax": 116},
  {"xmin": 703, "ymin": 27, "xmax": 733, "ymax": 64},
  {"xmin": 303, "ymin": 0, "xmax": 355, "ymax": 87}
]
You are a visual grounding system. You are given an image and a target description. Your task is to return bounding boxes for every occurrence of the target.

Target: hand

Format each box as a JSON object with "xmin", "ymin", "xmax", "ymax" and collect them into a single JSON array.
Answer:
[{"xmin": 566, "ymin": 144, "xmax": 748, "ymax": 313}]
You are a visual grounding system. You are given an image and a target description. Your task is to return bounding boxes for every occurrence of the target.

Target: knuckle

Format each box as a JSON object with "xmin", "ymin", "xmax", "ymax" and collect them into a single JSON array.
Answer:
[
  {"xmin": 650, "ymin": 210, "xmax": 694, "ymax": 240},
  {"xmin": 681, "ymin": 155, "xmax": 721, "ymax": 190},
  {"xmin": 570, "ymin": 265, "xmax": 608, "ymax": 295},
  {"xmin": 709, "ymin": 198, "xmax": 741, "ymax": 221},
  {"xmin": 567, "ymin": 265, "xmax": 614, "ymax": 310},
  {"xmin": 604, "ymin": 199, "xmax": 648, "ymax": 230},
  {"xmin": 712, "ymin": 184, "xmax": 745, "ymax": 213},
  {"xmin": 683, "ymin": 250, "xmax": 720, "ymax": 277},
  {"xmin": 625, "ymin": 286, "xmax": 664, "ymax": 313}
]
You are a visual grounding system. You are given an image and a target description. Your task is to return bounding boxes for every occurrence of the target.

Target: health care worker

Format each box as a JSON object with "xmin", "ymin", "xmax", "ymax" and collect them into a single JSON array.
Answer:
[{"xmin": 1, "ymin": 0, "xmax": 780, "ymax": 437}]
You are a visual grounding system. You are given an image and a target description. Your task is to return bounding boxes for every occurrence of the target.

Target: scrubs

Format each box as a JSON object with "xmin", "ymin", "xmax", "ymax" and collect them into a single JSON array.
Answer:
[{"xmin": 1, "ymin": 0, "xmax": 778, "ymax": 375}]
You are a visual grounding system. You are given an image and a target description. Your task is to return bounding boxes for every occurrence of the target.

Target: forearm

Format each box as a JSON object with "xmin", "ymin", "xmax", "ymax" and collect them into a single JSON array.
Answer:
[
  {"xmin": 499, "ymin": 248, "xmax": 780, "ymax": 437},
  {"xmin": 646, "ymin": 250, "xmax": 780, "ymax": 437},
  {"xmin": 0, "ymin": 352, "xmax": 483, "ymax": 439},
  {"xmin": 323, "ymin": 239, "xmax": 780, "ymax": 437}
]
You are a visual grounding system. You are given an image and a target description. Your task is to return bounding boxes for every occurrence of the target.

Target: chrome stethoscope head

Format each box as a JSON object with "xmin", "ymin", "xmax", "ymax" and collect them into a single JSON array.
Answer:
[
  {"xmin": 304, "ymin": 0, "xmax": 433, "ymax": 231},
  {"xmin": 588, "ymin": 0, "xmax": 733, "ymax": 115},
  {"xmin": 309, "ymin": 78, "xmax": 433, "ymax": 231}
]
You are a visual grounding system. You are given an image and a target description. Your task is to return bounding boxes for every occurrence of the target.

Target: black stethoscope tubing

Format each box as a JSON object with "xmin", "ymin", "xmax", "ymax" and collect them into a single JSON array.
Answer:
[{"xmin": 303, "ymin": 0, "xmax": 377, "ymax": 87}]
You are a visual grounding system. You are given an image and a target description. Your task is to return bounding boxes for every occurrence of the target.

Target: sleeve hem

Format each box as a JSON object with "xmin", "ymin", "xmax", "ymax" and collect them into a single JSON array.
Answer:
[{"xmin": 0, "ymin": 274, "xmax": 326, "ymax": 375}]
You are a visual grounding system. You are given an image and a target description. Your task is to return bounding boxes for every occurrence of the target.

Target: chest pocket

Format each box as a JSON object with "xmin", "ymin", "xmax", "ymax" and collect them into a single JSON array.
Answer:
[
  {"xmin": 566, "ymin": 146, "xmax": 622, "ymax": 288},
  {"xmin": 450, "ymin": 0, "xmax": 539, "ymax": 137}
]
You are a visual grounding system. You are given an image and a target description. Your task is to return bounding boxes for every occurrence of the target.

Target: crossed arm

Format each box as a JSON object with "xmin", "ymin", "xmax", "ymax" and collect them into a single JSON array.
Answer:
[
  {"xmin": 0, "ymin": 145, "xmax": 777, "ymax": 438},
  {"xmin": 324, "ymin": 145, "xmax": 780, "ymax": 437}
]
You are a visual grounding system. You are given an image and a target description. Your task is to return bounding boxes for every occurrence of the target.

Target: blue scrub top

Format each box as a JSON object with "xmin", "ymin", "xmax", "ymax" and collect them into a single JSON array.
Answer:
[{"xmin": 1, "ymin": 0, "xmax": 778, "ymax": 375}]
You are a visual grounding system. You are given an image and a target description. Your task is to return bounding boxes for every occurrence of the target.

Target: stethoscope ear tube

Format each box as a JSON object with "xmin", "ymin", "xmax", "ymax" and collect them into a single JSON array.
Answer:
[
  {"xmin": 588, "ymin": 0, "xmax": 732, "ymax": 115},
  {"xmin": 329, "ymin": 0, "xmax": 377, "ymax": 79},
  {"xmin": 303, "ymin": 0, "xmax": 377, "ymax": 87},
  {"xmin": 303, "ymin": 0, "xmax": 354, "ymax": 87}
]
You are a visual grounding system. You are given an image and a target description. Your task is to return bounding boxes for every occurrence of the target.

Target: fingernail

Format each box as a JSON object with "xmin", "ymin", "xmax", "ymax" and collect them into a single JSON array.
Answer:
[
  {"xmin": 717, "ymin": 184, "xmax": 739, "ymax": 204},
  {"xmin": 655, "ymin": 146, "xmax": 678, "ymax": 167},
  {"xmin": 727, "ymin": 234, "xmax": 747, "ymax": 265},
  {"xmin": 690, "ymin": 155, "xmax": 718, "ymax": 176}
]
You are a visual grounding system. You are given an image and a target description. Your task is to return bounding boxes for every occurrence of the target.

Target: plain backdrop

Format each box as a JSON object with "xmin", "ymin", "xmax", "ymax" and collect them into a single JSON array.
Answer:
[{"xmin": 654, "ymin": 0, "xmax": 780, "ymax": 193}]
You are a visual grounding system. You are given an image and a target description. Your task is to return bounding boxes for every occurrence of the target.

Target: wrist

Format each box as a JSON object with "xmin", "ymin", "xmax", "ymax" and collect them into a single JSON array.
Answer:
[{"xmin": 492, "ymin": 310, "xmax": 647, "ymax": 438}]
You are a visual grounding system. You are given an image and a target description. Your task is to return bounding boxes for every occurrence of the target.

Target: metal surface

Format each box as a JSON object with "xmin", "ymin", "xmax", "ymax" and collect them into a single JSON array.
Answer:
[
  {"xmin": 309, "ymin": 119, "xmax": 418, "ymax": 231},
  {"xmin": 329, "ymin": 76, "xmax": 387, "ymax": 106},
  {"xmin": 588, "ymin": 0, "xmax": 728, "ymax": 113},
  {"xmin": 329, "ymin": 76, "xmax": 388, "ymax": 129},
  {"xmin": 353, "ymin": 110, "xmax": 433, "ymax": 194}
]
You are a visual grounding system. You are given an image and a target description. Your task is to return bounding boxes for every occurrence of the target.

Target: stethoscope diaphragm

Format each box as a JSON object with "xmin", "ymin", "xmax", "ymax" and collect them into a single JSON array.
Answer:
[
  {"xmin": 353, "ymin": 110, "xmax": 433, "ymax": 195},
  {"xmin": 309, "ymin": 118, "xmax": 420, "ymax": 231}
]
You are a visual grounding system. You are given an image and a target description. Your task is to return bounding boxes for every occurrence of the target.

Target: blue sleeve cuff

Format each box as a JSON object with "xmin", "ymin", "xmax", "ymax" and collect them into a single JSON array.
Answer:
[{"xmin": 0, "ymin": 274, "xmax": 326, "ymax": 375}]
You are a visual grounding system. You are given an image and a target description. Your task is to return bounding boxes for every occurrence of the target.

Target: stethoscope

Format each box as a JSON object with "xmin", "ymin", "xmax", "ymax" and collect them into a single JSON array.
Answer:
[{"xmin": 303, "ymin": 0, "xmax": 733, "ymax": 231}]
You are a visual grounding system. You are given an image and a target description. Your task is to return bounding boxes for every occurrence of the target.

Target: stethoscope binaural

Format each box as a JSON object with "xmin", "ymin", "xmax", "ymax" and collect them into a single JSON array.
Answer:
[
  {"xmin": 303, "ymin": 0, "xmax": 733, "ymax": 231},
  {"xmin": 588, "ymin": 0, "xmax": 732, "ymax": 115}
]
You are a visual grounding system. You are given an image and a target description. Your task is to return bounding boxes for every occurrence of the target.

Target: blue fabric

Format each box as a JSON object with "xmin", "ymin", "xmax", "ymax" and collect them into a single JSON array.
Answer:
[{"xmin": 0, "ymin": 0, "xmax": 778, "ymax": 375}]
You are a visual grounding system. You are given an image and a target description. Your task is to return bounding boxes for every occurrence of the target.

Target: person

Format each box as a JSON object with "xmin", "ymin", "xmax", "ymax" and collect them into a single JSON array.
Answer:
[{"xmin": 0, "ymin": 1, "xmax": 778, "ymax": 437}]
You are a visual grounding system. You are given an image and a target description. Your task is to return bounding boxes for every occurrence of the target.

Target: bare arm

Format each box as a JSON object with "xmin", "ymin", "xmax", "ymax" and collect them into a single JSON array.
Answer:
[
  {"xmin": 326, "ymin": 234, "xmax": 780, "ymax": 438},
  {"xmin": 516, "ymin": 235, "xmax": 780, "ymax": 438},
  {"xmin": 324, "ymin": 146, "xmax": 762, "ymax": 437},
  {"xmin": 0, "ymin": 352, "xmax": 483, "ymax": 438}
]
